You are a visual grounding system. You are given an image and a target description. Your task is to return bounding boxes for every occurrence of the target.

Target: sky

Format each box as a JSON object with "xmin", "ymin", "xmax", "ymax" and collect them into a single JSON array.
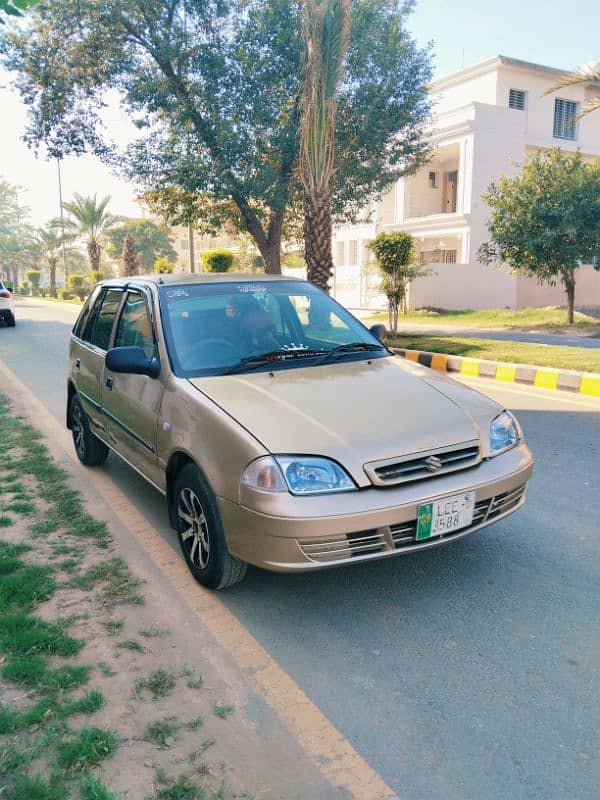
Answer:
[{"xmin": 0, "ymin": 0, "xmax": 598, "ymax": 228}]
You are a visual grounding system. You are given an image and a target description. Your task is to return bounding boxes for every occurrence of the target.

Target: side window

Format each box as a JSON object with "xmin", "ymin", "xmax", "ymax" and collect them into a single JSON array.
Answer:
[
  {"xmin": 88, "ymin": 290, "xmax": 124, "ymax": 351},
  {"xmin": 114, "ymin": 293, "xmax": 155, "ymax": 359},
  {"xmin": 73, "ymin": 286, "xmax": 101, "ymax": 340}
]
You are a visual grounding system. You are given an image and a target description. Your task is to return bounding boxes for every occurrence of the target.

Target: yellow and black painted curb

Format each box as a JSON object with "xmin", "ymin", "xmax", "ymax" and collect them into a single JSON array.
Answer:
[{"xmin": 394, "ymin": 348, "xmax": 600, "ymax": 397}]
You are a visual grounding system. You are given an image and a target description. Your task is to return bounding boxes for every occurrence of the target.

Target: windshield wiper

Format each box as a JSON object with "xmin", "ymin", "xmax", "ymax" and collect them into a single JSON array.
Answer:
[
  {"xmin": 315, "ymin": 341, "xmax": 387, "ymax": 365},
  {"xmin": 223, "ymin": 348, "xmax": 328, "ymax": 375}
]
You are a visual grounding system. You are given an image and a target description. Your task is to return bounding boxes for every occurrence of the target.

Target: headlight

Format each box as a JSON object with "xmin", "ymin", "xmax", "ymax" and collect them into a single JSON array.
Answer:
[
  {"xmin": 489, "ymin": 411, "xmax": 520, "ymax": 456},
  {"xmin": 241, "ymin": 456, "xmax": 356, "ymax": 495}
]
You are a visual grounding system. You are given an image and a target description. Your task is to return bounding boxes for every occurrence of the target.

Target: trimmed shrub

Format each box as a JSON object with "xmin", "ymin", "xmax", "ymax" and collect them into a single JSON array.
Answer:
[
  {"xmin": 154, "ymin": 257, "xmax": 174, "ymax": 274},
  {"xmin": 90, "ymin": 270, "xmax": 104, "ymax": 285},
  {"xmin": 25, "ymin": 270, "xmax": 41, "ymax": 295},
  {"xmin": 202, "ymin": 249, "xmax": 235, "ymax": 273},
  {"xmin": 57, "ymin": 289, "xmax": 73, "ymax": 301},
  {"xmin": 67, "ymin": 274, "xmax": 86, "ymax": 301}
]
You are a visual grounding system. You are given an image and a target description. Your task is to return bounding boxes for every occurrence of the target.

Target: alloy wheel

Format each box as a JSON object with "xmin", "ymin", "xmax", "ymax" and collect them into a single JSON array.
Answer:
[{"xmin": 177, "ymin": 487, "xmax": 210, "ymax": 569}]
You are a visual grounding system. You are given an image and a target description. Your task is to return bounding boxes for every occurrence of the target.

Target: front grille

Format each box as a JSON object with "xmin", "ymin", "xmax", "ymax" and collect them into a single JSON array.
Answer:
[
  {"xmin": 390, "ymin": 484, "xmax": 527, "ymax": 550},
  {"xmin": 365, "ymin": 441, "xmax": 481, "ymax": 487},
  {"xmin": 297, "ymin": 484, "xmax": 526, "ymax": 564},
  {"xmin": 299, "ymin": 529, "xmax": 387, "ymax": 563}
]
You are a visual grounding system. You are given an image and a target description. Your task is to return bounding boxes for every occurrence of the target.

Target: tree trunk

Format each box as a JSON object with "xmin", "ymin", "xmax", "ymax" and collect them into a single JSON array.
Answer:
[
  {"xmin": 49, "ymin": 257, "xmax": 57, "ymax": 298},
  {"xmin": 88, "ymin": 240, "xmax": 101, "ymax": 272},
  {"xmin": 11, "ymin": 266, "xmax": 18, "ymax": 289},
  {"xmin": 255, "ymin": 241, "xmax": 281, "ymax": 275},
  {"xmin": 304, "ymin": 191, "xmax": 333, "ymax": 292},
  {"xmin": 565, "ymin": 272, "xmax": 576, "ymax": 324},
  {"xmin": 187, "ymin": 222, "xmax": 195, "ymax": 273}
]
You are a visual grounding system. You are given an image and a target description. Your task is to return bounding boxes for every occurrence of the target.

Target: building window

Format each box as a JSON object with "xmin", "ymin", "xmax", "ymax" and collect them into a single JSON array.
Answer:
[
  {"xmin": 180, "ymin": 239, "xmax": 188, "ymax": 250},
  {"xmin": 428, "ymin": 171, "xmax": 438, "ymax": 188},
  {"xmin": 508, "ymin": 89, "xmax": 527, "ymax": 110},
  {"xmin": 335, "ymin": 241, "xmax": 345, "ymax": 266},
  {"xmin": 419, "ymin": 249, "xmax": 457, "ymax": 265},
  {"xmin": 348, "ymin": 240, "xmax": 358, "ymax": 266},
  {"xmin": 553, "ymin": 98, "xmax": 578, "ymax": 140}
]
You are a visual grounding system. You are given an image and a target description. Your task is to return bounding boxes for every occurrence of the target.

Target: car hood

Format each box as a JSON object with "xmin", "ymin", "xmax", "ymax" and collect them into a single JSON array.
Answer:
[{"xmin": 189, "ymin": 356, "xmax": 503, "ymax": 487}]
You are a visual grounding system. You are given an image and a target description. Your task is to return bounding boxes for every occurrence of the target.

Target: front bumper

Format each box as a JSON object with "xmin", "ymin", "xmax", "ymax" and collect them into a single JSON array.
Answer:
[{"xmin": 219, "ymin": 443, "xmax": 534, "ymax": 572}]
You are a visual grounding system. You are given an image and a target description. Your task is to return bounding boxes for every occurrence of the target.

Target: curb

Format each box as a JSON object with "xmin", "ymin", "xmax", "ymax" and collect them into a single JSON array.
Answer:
[{"xmin": 394, "ymin": 348, "xmax": 600, "ymax": 397}]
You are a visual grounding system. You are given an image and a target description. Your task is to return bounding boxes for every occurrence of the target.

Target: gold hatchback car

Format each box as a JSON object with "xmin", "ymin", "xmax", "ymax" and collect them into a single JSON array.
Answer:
[{"xmin": 67, "ymin": 274, "xmax": 534, "ymax": 589}]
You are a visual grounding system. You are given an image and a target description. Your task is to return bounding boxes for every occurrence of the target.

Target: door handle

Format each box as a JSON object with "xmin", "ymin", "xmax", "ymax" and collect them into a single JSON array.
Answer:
[
  {"xmin": 105, "ymin": 376, "xmax": 114, "ymax": 390},
  {"xmin": 75, "ymin": 358, "xmax": 81, "ymax": 370}
]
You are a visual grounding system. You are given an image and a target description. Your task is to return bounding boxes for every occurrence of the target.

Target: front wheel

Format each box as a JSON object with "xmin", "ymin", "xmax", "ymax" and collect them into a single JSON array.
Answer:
[
  {"xmin": 70, "ymin": 393, "xmax": 109, "ymax": 466},
  {"xmin": 172, "ymin": 464, "xmax": 247, "ymax": 589},
  {"xmin": 5, "ymin": 312, "xmax": 15, "ymax": 327}
]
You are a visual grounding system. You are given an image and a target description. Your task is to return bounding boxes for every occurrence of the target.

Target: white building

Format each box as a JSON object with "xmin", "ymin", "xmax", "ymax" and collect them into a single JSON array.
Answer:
[{"xmin": 332, "ymin": 55, "xmax": 600, "ymax": 310}]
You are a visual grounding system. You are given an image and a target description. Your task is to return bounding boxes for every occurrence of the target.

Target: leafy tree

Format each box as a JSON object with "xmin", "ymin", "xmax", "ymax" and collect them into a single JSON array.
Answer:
[
  {"xmin": 60, "ymin": 194, "xmax": 120, "ymax": 272},
  {"xmin": 477, "ymin": 149, "xmax": 600, "ymax": 323},
  {"xmin": 0, "ymin": 0, "xmax": 38, "ymax": 24},
  {"xmin": 300, "ymin": 0, "xmax": 350, "ymax": 291},
  {"xmin": 122, "ymin": 233, "xmax": 140, "ymax": 276},
  {"xmin": 202, "ymin": 249, "xmax": 235, "ymax": 273},
  {"xmin": 106, "ymin": 219, "xmax": 176, "ymax": 273},
  {"xmin": 545, "ymin": 61, "xmax": 600, "ymax": 119},
  {"xmin": 368, "ymin": 232, "xmax": 427, "ymax": 333},
  {"xmin": 33, "ymin": 225, "xmax": 76, "ymax": 296},
  {"xmin": 90, "ymin": 269, "xmax": 104, "ymax": 285},
  {"xmin": 3, "ymin": 0, "xmax": 431, "ymax": 274},
  {"xmin": 154, "ymin": 257, "xmax": 174, "ymax": 274}
]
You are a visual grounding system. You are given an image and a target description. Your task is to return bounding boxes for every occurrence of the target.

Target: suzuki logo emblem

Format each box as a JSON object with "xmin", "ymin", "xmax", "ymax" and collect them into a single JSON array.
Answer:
[{"xmin": 424, "ymin": 456, "xmax": 443, "ymax": 473}]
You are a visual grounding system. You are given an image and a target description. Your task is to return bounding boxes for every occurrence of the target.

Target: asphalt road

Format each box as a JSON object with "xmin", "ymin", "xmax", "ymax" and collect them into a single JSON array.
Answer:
[{"xmin": 2, "ymin": 297, "xmax": 599, "ymax": 800}]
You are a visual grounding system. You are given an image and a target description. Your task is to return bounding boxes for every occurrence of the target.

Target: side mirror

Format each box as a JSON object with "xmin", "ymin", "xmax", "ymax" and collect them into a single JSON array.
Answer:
[
  {"xmin": 369, "ymin": 323, "xmax": 387, "ymax": 343},
  {"xmin": 105, "ymin": 346, "xmax": 160, "ymax": 379}
]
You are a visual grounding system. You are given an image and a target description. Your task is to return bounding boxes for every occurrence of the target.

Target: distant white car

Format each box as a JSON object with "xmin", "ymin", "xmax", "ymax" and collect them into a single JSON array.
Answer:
[{"xmin": 0, "ymin": 280, "xmax": 15, "ymax": 327}]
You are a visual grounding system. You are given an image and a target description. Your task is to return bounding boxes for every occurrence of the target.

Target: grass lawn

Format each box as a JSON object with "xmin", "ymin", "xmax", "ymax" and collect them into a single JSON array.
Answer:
[
  {"xmin": 388, "ymin": 334, "xmax": 600, "ymax": 373},
  {"xmin": 0, "ymin": 395, "xmax": 241, "ymax": 800},
  {"xmin": 358, "ymin": 307, "xmax": 600, "ymax": 335}
]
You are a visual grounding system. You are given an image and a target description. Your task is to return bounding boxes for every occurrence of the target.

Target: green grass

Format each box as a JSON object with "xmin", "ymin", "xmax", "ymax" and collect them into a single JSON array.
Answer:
[
  {"xmin": 139, "ymin": 624, "xmax": 164, "ymax": 638},
  {"xmin": 69, "ymin": 557, "xmax": 144, "ymax": 607},
  {"xmin": 6, "ymin": 772, "xmax": 69, "ymax": 800},
  {"xmin": 213, "ymin": 701, "xmax": 234, "ymax": 720},
  {"xmin": 80, "ymin": 773, "xmax": 120, "ymax": 800},
  {"xmin": 0, "ymin": 612, "xmax": 83, "ymax": 657},
  {"xmin": 151, "ymin": 772, "xmax": 205, "ymax": 800},
  {"xmin": 187, "ymin": 715, "xmax": 204, "ymax": 731},
  {"xmin": 98, "ymin": 661, "xmax": 117, "ymax": 678},
  {"xmin": 117, "ymin": 638, "xmax": 145, "ymax": 652},
  {"xmin": 143, "ymin": 717, "xmax": 180, "ymax": 748},
  {"xmin": 134, "ymin": 668, "xmax": 177, "ymax": 701},
  {"xmin": 0, "ymin": 563, "xmax": 55, "ymax": 610},
  {"xmin": 390, "ymin": 334, "xmax": 600, "ymax": 373},
  {"xmin": 181, "ymin": 666, "xmax": 203, "ymax": 689},
  {"xmin": 360, "ymin": 306, "xmax": 600, "ymax": 334},
  {"xmin": 56, "ymin": 726, "xmax": 119, "ymax": 770},
  {"xmin": 4, "ymin": 499, "xmax": 36, "ymax": 514},
  {"xmin": 0, "ymin": 515, "xmax": 14, "ymax": 527},
  {"xmin": 103, "ymin": 617, "xmax": 125, "ymax": 636}
]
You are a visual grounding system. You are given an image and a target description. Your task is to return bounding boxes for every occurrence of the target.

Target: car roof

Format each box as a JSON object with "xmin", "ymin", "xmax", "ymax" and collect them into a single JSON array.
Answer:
[{"xmin": 100, "ymin": 273, "xmax": 307, "ymax": 289}]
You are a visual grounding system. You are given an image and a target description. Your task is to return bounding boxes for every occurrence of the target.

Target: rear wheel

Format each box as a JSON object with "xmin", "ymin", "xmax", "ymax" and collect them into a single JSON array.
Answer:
[
  {"xmin": 5, "ymin": 312, "xmax": 15, "ymax": 327},
  {"xmin": 172, "ymin": 464, "xmax": 247, "ymax": 589},
  {"xmin": 70, "ymin": 393, "xmax": 109, "ymax": 466}
]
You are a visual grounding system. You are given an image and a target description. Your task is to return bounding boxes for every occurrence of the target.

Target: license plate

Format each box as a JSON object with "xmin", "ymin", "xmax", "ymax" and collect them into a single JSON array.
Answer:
[{"xmin": 416, "ymin": 492, "xmax": 475, "ymax": 541}]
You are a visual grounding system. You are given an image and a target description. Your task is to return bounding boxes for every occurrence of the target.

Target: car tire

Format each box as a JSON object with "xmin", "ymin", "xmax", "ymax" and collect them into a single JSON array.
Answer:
[
  {"xmin": 6, "ymin": 312, "xmax": 15, "ymax": 327},
  {"xmin": 70, "ymin": 393, "xmax": 109, "ymax": 466},
  {"xmin": 173, "ymin": 464, "xmax": 247, "ymax": 590}
]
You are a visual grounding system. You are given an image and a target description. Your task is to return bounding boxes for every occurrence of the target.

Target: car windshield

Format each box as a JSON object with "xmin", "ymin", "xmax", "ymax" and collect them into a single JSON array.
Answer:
[{"xmin": 159, "ymin": 280, "xmax": 388, "ymax": 377}]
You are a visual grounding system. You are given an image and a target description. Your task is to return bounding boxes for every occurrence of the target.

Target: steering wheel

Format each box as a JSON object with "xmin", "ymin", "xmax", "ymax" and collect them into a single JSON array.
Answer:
[{"xmin": 180, "ymin": 338, "xmax": 237, "ymax": 368}]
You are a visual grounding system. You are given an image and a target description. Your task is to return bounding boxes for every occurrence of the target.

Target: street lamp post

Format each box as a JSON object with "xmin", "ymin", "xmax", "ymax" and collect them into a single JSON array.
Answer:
[{"xmin": 57, "ymin": 159, "xmax": 68, "ymax": 285}]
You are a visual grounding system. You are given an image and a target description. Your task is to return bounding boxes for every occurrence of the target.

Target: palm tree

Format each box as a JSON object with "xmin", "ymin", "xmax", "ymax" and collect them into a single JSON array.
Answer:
[
  {"xmin": 545, "ymin": 61, "xmax": 600, "ymax": 119},
  {"xmin": 33, "ymin": 226, "xmax": 76, "ymax": 296},
  {"xmin": 61, "ymin": 193, "xmax": 120, "ymax": 272},
  {"xmin": 300, "ymin": 0, "xmax": 350, "ymax": 292}
]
